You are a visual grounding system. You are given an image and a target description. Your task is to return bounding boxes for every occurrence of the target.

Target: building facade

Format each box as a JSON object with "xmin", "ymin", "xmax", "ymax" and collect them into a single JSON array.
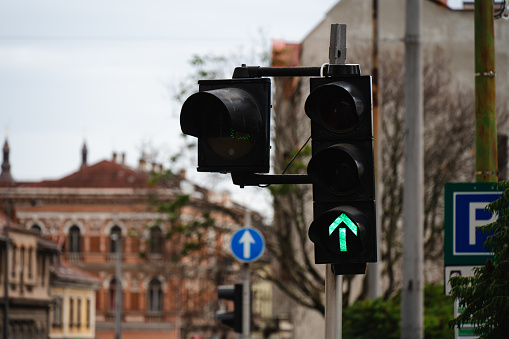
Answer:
[
  {"xmin": 0, "ymin": 211, "xmax": 59, "ymax": 338},
  {"xmin": 49, "ymin": 259, "xmax": 101, "ymax": 339},
  {"xmin": 0, "ymin": 139, "xmax": 267, "ymax": 339}
]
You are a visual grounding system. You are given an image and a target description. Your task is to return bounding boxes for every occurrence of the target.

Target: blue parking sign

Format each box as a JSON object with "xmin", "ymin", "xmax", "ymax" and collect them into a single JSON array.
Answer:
[{"xmin": 444, "ymin": 183, "xmax": 499, "ymax": 266}]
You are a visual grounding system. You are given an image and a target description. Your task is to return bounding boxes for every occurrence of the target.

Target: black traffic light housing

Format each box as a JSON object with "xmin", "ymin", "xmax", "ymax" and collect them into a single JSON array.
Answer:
[
  {"xmin": 306, "ymin": 72, "xmax": 376, "ymax": 273},
  {"xmin": 216, "ymin": 284, "xmax": 243, "ymax": 333},
  {"xmin": 180, "ymin": 78, "xmax": 271, "ymax": 173}
]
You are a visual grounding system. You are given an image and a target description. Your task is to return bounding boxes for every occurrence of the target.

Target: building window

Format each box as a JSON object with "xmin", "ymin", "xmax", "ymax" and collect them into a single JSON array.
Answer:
[
  {"xmin": 77, "ymin": 297, "xmax": 82, "ymax": 328},
  {"xmin": 86, "ymin": 297, "xmax": 91, "ymax": 328},
  {"xmin": 110, "ymin": 226, "xmax": 122, "ymax": 253},
  {"xmin": 28, "ymin": 248, "xmax": 33, "ymax": 279},
  {"xmin": 30, "ymin": 224, "xmax": 42, "ymax": 234},
  {"xmin": 148, "ymin": 278, "xmax": 162, "ymax": 312},
  {"xmin": 19, "ymin": 247, "xmax": 25, "ymax": 291},
  {"xmin": 11, "ymin": 245, "xmax": 16, "ymax": 278},
  {"xmin": 41, "ymin": 254, "xmax": 46, "ymax": 286},
  {"xmin": 68, "ymin": 226, "xmax": 81, "ymax": 253},
  {"xmin": 150, "ymin": 226, "xmax": 163, "ymax": 254},
  {"xmin": 69, "ymin": 297, "xmax": 74, "ymax": 328},
  {"xmin": 52, "ymin": 296, "xmax": 63, "ymax": 328}
]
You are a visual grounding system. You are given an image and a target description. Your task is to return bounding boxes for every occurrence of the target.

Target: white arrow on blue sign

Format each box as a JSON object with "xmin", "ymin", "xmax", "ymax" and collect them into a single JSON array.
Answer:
[{"xmin": 230, "ymin": 228, "xmax": 265, "ymax": 263}]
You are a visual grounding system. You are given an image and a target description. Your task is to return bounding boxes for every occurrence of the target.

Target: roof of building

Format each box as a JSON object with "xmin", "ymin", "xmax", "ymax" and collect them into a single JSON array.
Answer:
[
  {"xmin": 50, "ymin": 259, "xmax": 101, "ymax": 288},
  {"xmin": 0, "ymin": 210, "xmax": 60, "ymax": 252},
  {"xmin": 19, "ymin": 160, "xmax": 151, "ymax": 189}
]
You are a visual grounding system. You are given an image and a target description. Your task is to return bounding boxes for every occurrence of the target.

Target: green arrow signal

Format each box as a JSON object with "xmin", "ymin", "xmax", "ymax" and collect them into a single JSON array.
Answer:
[{"xmin": 329, "ymin": 213, "xmax": 358, "ymax": 252}]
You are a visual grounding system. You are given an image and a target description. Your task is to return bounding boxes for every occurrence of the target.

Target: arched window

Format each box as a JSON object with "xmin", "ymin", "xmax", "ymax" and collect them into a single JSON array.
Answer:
[
  {"xmin": 109, "ymin": 226, "xmax": 122, "ymax": 253},
  {"xmin": 30, "ymin": 224, "xmax": 42, "ymax": 234},
  {"xmin": 68, "ymin": 226, "xmax": 81, "ymax": 253},
  {"xmin": 150, "ymin": 226, "xmax": 163, "ymax": 254},
  {"xmin": 148, "ymin": 278, "xmax": 163, "ymax": 312}
]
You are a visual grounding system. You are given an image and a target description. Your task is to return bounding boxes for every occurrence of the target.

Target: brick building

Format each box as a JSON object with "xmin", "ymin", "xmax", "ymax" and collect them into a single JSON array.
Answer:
[{"xmin": 0, "ymin": 137, "xmax": 265, "ymax": 339}]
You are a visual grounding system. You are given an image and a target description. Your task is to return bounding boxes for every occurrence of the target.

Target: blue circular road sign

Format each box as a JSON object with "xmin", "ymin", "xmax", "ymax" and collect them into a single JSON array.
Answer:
[{"xmin": 230, "ymin": 228, "xmax": 265, "ymax": 263}]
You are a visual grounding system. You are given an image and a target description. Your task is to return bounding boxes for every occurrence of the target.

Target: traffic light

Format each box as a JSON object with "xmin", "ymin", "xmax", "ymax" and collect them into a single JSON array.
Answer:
[
  {"xmin": 216, "ymin": 284, "xmax": 243, "ymax": 333},
  {"xmin": 180, "ymin": 78, "xmax": 271, "ymax": 173},
  {"xmin": 305, "ymin": 73, "xmax": 376, "ymax": 273}
]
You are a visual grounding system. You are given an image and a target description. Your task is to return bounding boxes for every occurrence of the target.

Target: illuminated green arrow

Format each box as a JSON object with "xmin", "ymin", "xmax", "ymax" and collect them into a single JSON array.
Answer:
[{"xmin": 329, "ymin": 213, "xmax": 358, "ymax": 252}]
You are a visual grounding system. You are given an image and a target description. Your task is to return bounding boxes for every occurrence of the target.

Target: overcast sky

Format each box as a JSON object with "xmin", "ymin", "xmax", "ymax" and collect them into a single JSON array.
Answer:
[{"xmin": 0, "ymin": 0, "xmax": 339, "ymax": 216}]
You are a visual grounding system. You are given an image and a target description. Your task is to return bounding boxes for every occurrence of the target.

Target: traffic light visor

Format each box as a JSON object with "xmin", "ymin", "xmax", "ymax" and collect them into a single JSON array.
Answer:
[
  {"xmin": 305, "ymin": 81, "xmax": 365, "ymax": 133},
  {"xmin": 181, "ymin": 88, "xmax": 263, "ymax": 161},
  {"xmin": 307, "ymin": 144, "xmax": 365, "ymax": 196}
]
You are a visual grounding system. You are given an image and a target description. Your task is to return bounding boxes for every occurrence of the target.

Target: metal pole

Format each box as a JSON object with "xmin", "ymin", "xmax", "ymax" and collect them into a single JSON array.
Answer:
[
  {"xmin": 324, "ymin": 23, "xmax": 347, "ymax": 339},
  {"xmin": 3, "ymin": 203, "xmax": 10, "ymax": 339},
  {"xmin": 114, "ymin": 236, "xmax": 123, "ymax": 339},
  {"xmin": 401, "ymin": 0, "xmax": 424, "ymax": 338},
  {"xmin": 241, "ymin": 211, "xmax": 252, "ymax": 339},
  {"xmin": 475, "ymin": 0, "xmax": 497, "ymax": 183},
  {"xmin": 367, "ymin": 0, "xmax": 382, "ymax": 299},
  {"xmin": 325, "ymin": 266, "xmax": 340, "ymax": 339},
  {"xmin": 241, "ymin": 264, "xmax": 250, "ymax": 339}
]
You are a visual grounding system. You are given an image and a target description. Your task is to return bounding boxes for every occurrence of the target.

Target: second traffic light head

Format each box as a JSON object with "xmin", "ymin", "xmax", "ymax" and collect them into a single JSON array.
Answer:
[
  {"xmin": 216, "ymin": 284, "xmax": 243, "ymax": 333},
  {"xmin": 180, "ymin": 78, "xmax": 271, "ymax": 173}
]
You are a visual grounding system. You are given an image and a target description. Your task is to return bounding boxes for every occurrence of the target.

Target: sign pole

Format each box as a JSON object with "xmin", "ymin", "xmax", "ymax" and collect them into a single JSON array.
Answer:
[
  {"xmin": 241, "ymin": 263, "xmax": 250, "ymax": 339},
  {"xmin": 242, "ymin": 211, "xmax": 252, "ymax": 339}
]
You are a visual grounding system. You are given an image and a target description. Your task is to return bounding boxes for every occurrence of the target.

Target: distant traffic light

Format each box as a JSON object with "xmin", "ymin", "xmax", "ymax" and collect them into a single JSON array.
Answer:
[
  {"xmin": 216, "ymin": 284, "xmax": 243, "ymax": 333},
  {"xmin": 306, "ymin": 72, "xmax": 376, "ymax": 273},
  {"xmin": 180, "ymin": 78, "xmax": 271, "ymax": 173}
]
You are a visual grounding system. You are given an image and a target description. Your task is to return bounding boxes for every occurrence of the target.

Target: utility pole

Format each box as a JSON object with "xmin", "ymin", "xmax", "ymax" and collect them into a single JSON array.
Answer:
[
  {"xmin": 401, "ymin": 0, "xmax": 424, "ymax": 338},
  {"xmin": 367, "ymin": 0, "xmax": 382, "ymax": 299},
  {"xmin": 475, "ymin": 0, "xmax": 497, "ymax": 183}
]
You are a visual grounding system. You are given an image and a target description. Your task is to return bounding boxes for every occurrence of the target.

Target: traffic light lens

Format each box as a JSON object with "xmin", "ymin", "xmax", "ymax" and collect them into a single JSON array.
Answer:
[
  {"xmin": 203, "ymin": 99, "xmax": 258, "ymax": 160},
  {"xmin": 317, "ymin": 86, "xmax": 359, "ymax": 133},
  {"xmin": 308, "ymin": 146, "xmax": 361, "ymax": 195}
]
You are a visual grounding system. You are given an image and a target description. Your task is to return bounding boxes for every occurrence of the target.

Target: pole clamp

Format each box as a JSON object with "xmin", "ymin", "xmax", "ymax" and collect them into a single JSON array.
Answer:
[{"xmin": 475, "ymin": 71, "xmax": 496, "ymax": 78}]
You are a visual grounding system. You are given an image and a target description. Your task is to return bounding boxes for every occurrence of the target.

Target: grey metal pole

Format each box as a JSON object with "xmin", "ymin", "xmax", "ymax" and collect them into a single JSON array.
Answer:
[
  {"xmin": 324, "ymin": 266, "xmax": 339, "ymax": 339},
  {"xmin": 368, "ymin": 0, "xmax": 382, "ymax": 299},
  {"xmin": 3, "ymin": 203, "xmax": 10, "ymax": 339},
  {"xmin": 401, "ymin": 0, "xmax": 424, "ymax": 338},
  {"xmin": 324, "ymin": 23, "xmax": 347, "ymax": 339},
  {"xmin": 114, "ymin": 235, "xmax": 123, "ymax": 339},
  {"xmin": 241, "ymin": 263, "xmax": 250, "ymax": 339},
  {"xmin": 242, "ymin": 211, "xmax": 251, "ymax": 339}
]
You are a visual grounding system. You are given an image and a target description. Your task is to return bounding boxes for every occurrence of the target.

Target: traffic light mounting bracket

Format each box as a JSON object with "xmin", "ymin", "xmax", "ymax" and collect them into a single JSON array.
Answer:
[{"xmin": 230, "ymin": 64, "xmax": 363, "ymax": 188}]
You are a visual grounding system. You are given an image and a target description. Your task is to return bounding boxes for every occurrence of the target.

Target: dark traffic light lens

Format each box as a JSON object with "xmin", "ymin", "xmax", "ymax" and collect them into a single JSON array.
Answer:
[
  {"xmin": 318, "ymin": 86, "xmax": 359, "ymax": 133},
  {"xmin": 203, "ymin": 100, "xmax": 257, "ymax": 160},
  {"xmin": 321, "ymin": 149, "xmax": 360, "ymax": 194},
  {"xmin": 307, "ymin": 145, "xmax": 364, "ymax": 196}
]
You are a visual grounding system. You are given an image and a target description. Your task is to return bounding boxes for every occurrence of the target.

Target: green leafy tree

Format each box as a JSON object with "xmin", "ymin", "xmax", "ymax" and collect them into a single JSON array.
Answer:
[
  {"xmin": 449, "ymin": 181, "xmax": 509, "ymax": 338},
  {"xmin": 342, "ymin": 283, "xmax": 453, "ymax": 339}
]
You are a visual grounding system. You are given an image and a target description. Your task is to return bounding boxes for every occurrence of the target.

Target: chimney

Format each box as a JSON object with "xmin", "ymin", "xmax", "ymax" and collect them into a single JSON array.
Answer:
[
  {"xmin": 179, "ymin": 169, "xmax": 186, "ymax": 180},
  {"xmin": 139, "ymin": 155, "xmax": 147, "ymax": 171},
  {"xmin": 112, "ymin": 152, "xmax": 118, "ymax": 163},
  {"xmin": 121, "ymin": 153, "xmax": 126, "ymax": 165},
  {"xmin": 81, "ymin": 142, "xmax": 88, "ymax": 169}
]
